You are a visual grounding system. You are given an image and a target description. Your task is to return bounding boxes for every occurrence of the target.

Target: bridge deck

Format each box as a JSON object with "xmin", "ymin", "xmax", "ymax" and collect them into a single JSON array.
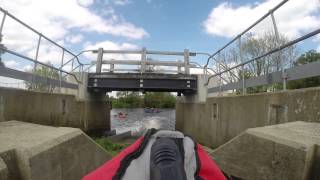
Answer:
[{"xmin": 87, "ymin": 73, "xmax": 197, "ymax": 95}]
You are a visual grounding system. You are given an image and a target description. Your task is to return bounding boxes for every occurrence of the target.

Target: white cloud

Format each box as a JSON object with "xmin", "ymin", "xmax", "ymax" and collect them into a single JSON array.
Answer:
[
  {"xmin": 203, "ymin": 0, "xmax": 320, "ymax": 39},
  {"xmin": 66, "ymin": 34, "xmax": 84, "ymax": 44},
  {"xmin": 0, "ymin": 0, "xmax": 148, "ymax": 72},
  {"xmin": 3, "ymin": 60, "xmax": 19, "ymax": 68},
  {"xmin": 77, "ymin": 0, "xmax": 94, "ymax": 7},
  {"xmin": 84, "ymin": 40, "xmax": 141, "ymax": 72},
  {"xmin": 0, "ymin": 0, "xmax": 148, "ymax": 40},
  {"xmin": 112, "ymin": 0, "xmax": 131, "ymax": 6},
  {"xmin": 190, "ymin": 68, "xmax": 204, "ymax": 75},
  {"xmin": 84, "ymin": 40, "xmax": 141, "ymax": 60},
  {"xmin": 23, "ymin": 64, "xmax": 33, "ymax": 72}
]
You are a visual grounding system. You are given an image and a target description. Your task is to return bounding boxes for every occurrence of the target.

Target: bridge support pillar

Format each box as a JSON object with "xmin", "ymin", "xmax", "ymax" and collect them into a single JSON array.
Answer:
[
  {"xmin": 75, "ymin": 72, "xmax": 110, "ymax": 132},
  {"xmin": 180, "ymin": 75, "xmax": 217, "ymax": 103}
]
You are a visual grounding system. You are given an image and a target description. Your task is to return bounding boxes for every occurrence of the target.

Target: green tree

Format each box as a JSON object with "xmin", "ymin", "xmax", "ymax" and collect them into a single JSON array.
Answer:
[
  {"xmin": 144, "ymin": 92, "xmax": 176, "ymax": 108},
  {"xmin": 288, "ymin": 50, "xmax": 320, "ymax": 89},
  {"xmin": 25, "ymin": 63, "xmax": 60, "ymax": 92},
  {"xmin": 216, "ymin": 31, "xmax": 298, "ymax": 94},
  {"xmin": 112, "ymin": 91, "xmax": 176, "ymax": 108},
  {"xmin": 112, "ymin": 91, "xmax": 143, "ymax": 108}
]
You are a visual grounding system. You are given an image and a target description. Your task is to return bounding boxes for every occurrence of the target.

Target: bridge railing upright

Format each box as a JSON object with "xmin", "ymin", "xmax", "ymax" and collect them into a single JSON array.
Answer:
[
  {"xmin": 89, "ymin": 47, "xmax": 202, "ymax": 75},
  {"xmin": 0, "ymin": 7, "xmax": 85, "ymax": 93},
  {"xmin": 203, "ymin": 0, "xmax": 320, "ymax": 95}
]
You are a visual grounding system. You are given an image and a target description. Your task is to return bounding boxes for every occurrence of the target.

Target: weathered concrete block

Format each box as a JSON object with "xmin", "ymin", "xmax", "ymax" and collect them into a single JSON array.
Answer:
[
  {"xmin": 211, "ymin": 121, "xmax": 320, "ymax": 180},
  {"xmin": 176, "ymin": 87, "xmax": 320, "ymax": 148},
  {"xmin": 0, "ymin": 121, "xmax": 112, "ymax": 180},
  {"xmin": 0, "ymin": 157, "xmax": 9, "ymax": 180}
]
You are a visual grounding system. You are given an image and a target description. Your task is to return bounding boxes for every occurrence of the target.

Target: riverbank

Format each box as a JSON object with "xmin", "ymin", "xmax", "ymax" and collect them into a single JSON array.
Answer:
[{"xmin": 94, "ymin": 137, "xmax": 129, "ymax": 156}]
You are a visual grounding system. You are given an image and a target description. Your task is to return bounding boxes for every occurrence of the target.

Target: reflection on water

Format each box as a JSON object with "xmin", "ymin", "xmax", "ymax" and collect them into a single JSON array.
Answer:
[{"xmin": 111, "ymin": 108, "xmax": 175, "ymax": 135}]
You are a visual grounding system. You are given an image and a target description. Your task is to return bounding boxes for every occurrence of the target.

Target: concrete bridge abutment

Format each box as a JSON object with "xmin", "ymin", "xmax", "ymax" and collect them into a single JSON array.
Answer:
[
  {"xmin": 0, "ymin": 72, "xmax": 110, "ymax": 132},
  {"xmin": 74, "ymin": 72, "xmax": 110, "ymax": 132}
]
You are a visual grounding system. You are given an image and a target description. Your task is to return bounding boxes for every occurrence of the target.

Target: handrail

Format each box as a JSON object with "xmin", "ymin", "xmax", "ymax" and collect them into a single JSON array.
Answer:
[
  {"xmin": 0, "ymin": 7, "xmax": 83, "ymax": 66},
  {"xmin": 61, "ymin": 50, "xmax": 95, "ymax": 68},
  {"xmin": 204, "ymin": 0, "xmax": 289, "ymax": 68},
  {"xmin": 205, "ymin": 27, "xmax": 320, "ymax": 85},
  {"xmin": 92, "ymin": 49, "xmax": 196, "ymax": 56},
  {"xmin": 0, "ymin": 46, "xmax": 81, "ymax": 83}
]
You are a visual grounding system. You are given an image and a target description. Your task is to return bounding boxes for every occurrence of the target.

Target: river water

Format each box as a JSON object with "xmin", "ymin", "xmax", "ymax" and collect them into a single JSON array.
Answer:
[{"xmin": 111, "ymin": 108, "xmax": 175, "ymax": 135}]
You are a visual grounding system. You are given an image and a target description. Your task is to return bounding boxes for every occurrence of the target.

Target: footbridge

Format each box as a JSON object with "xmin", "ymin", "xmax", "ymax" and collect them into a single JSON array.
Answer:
[
  {"xmin": 86, "ymin": 48, "xmax": 200, "ymax": 95},
  {"xmin": 1, "ymin": 0, "xmax": 320, "ymax": 179}
]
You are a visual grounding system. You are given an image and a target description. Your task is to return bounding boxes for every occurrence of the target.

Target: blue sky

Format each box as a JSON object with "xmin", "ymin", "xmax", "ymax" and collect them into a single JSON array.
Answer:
[
  {"xmin": 83, "ymin": 0, "xmax": 320, "ymax": 53},
  {"xmin": 101, "ymin": 0, "xmax": 268, "ymax": 52},
  {"xmin": 96, "ymin": 0, "xmax": 223, "ymax": 52},
  {"xmin": 0, "ymin": 0, "xmax": 320, "ymax": 72}
]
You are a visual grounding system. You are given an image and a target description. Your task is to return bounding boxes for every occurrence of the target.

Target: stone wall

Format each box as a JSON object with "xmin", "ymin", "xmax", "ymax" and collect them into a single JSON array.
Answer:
[
  {"xmin": 0, "ymin": 87, "xmax": 110, "ymax": 131},
  {"xmin": 176, "ymin": 87, "xmax": 320, "ymax": 148}
]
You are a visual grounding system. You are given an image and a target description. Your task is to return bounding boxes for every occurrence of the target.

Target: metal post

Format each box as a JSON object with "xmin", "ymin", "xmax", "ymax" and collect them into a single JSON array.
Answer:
[
  {"xmin": 218, "ymin": 63, "xmax": 222, "ymax": 96},
  {"xmin": 110, "ymin": 61, "xmax": 114, "ymax": 73},
  {"xmin": 184, "ymin": 49, "xmax": 190, "ymax": 74},
  {"xmin": 0, "ymin": 12, "xmax": 5, "ymax": 69},
  {"xmin": 271, "ymin": 11, "xmax": 286, "ymax": 90},
  {"xmin": 71, "ymin": 59, "xmax": 74, "ymax": 72},
  {"xmin": 79, "ymin": 65, "xmax": 83, "ymax": 82},
  {"xmin": 141, "ymin": 47, "xmax": 146, "ymax": 74},
  {"xmin": 239, "ymin": 36, "xmax": 246, "ymax": 94},
  {"xmin": 178, "ymin": 60, "xmax": 182, "ymax": 74},
  {"xmin": 34, "ymin": 35, "xmax": 41, "ymax": 69},
  {"xmin": 96, "ymin": 48, "xmax": 103, "ymax": 73},
  {"xmin": 31, "ymin": 35, "xmax": 42, "ymax": 89},
  {"xmin": 0, "ymin": 12, "xmax": 6, "ymax": 35},
  {"xmin": 203, "ymin": 66, "xmax": 207, "ymax": 82},
  {"xmin": 59, "ymin": 49, "xmax": 64, "ymax": 93},
  {"xmin": 217, "ymin": 52, "xmax": 222, "ymax": 96}
]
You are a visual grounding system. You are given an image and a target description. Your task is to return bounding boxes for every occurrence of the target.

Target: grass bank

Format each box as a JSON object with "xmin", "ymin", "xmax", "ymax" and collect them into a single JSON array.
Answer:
[{"xmin": 94, "ymin": 137, "xmax": 129, "ymax": 156}]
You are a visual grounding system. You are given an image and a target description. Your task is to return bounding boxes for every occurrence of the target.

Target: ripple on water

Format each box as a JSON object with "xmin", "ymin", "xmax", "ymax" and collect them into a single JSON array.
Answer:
[{"xmin": 111, "ymin": 108, "xmax": 175, "ymax": 135}]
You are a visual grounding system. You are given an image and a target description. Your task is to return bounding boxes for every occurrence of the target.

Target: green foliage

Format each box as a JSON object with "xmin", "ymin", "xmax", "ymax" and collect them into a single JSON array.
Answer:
[
  {"xmin": 25, "ymin": 63, "xmax": 61, "ymax": 92},
  {"xmin": 288, "ymin": 50, "xmax": 320, "ymax": 89},
  {"xmin": 112, "ymin": 91, "xmax": 144, "ymax": 108},
  {"xmin": 94, "ymin": 137, "xmax": 128, "ymax": 156},
  {"xmin": 112, "ymin": 92, "xmax": 176, "ymax": 108},
  {"xmin": 218, "ymin": 31, "xmax": 299, "ymax": 94},
  {"xmin": 144, "ymin": 92, "xmax": 176, "ymax": 108}
]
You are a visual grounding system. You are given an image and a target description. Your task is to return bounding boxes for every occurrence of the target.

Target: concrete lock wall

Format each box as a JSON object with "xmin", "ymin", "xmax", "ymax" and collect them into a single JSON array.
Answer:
[
  {"xmin": 176, "ymin": 87, "xmax": 320, "ymax": 148},
  {"xmin": 0, "ymin": 87, "xmax": 110, "ymax": 131},
  {"xmin": 0, "ymin": 121, "xmax": 112, "ymax": 180}
]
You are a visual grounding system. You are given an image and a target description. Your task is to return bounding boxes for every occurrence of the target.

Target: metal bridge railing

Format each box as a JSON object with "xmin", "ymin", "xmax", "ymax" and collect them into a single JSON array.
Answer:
[
  {"xmin": 0, "ymin": 7, "xmax": 84, "ymax": 92},
  {"xmin": 203, "ymin": 0, "xmax": 320, "ymax": 95}
]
